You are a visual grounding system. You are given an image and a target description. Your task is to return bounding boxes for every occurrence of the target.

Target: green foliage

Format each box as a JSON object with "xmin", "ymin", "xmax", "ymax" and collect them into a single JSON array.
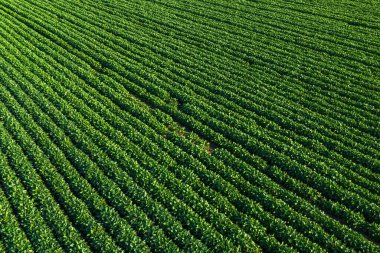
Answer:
[{"xmin": 0, "ymin": 0, "xmax": 379, "ymax": 252}]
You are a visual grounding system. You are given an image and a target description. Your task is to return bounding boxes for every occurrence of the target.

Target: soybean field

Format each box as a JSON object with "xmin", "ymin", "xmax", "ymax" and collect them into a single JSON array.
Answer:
[{"xmin": 0, "ymin": 0, "xmax": 379, "ymax": 252}]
